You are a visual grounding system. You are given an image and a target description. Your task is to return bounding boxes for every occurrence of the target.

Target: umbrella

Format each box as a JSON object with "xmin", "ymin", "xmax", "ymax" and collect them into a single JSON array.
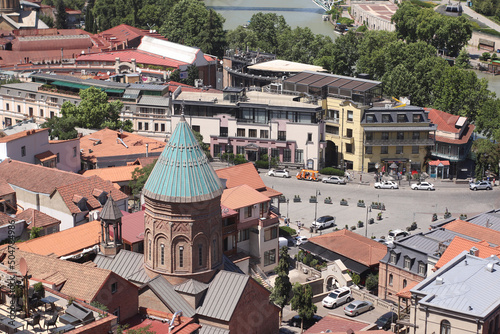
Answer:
[{"xmin": 389, "ymin": 163, "xmax": 398, "ymax": 169}]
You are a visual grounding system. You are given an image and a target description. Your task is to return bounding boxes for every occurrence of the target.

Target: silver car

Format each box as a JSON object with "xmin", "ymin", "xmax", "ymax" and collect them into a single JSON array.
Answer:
[
  {"xmin": 344, "ymin": 300, "xmax": 374, "ymax": 317},
  {"xmin": 322, "ymin": 176, "xmax": 346, "ymax": 184},
  {"xmin": 469, "ymin": 181, "xmax": 492, "ymax": 191},
  {"xmin": 374, "ymin": 181, "xmax": 399, "ymax": 189}
]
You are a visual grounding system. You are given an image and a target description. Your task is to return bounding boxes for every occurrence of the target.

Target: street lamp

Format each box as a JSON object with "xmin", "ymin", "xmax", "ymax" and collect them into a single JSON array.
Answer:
[
  {"xmin": 286, "ymin": 199, "xmax": 290, "ymax": 222},
  {"xmin": 365, "ymin": 206, "xmax": 372, "ymax": 238},
  {"xmin": 408, "ymin": 159, "xmax": 412, "ymax": 186},
  {"xmin": 314, "ymin": 189, "xmax": 321, "ymax": 224}
]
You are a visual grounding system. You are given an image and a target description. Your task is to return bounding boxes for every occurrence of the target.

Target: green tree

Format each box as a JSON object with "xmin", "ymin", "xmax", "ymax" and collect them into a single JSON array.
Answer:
[
  {"xmin": 391, "ymin": 2, "xmax": 421, "ymax": 42},
  {"xmin": 315, "ymin": 31, "xmax": 360, "ymax": 76},
  {"xmin": 84, "ymin": 0, "xmax": 96, "ymax": 33},
  {"xmin": 29, "ymin": 227, "xmax": 42, "ymax": 240},
  {"xmin": 475, "ymin": 98, "xmax": 500, "ymax": 142},
  {"xmin": 471, "ymin": 138, "xmax": 500, "ymax": 178},
  {"xmin": 129, "ymin": 159, "xmax": 157, "ymax": 196},
  {"xmin": 365, "ymin": 273, "xmax": 379, "ymax": 291},
  {"xmin": 41, "ymin": 116, "xmax": 79, "ymax": 140},
  {"xmin": 357, "ymin": 30, "xmax": 397, "ymax": 79},
  {"xmin": 382, "ymin": 64, "xmax": 417, "ymax": 99},
  {"xmin": 54, "ymin": 0, "xmax": 68, "ymax": 29},
  {"xmin": 193, "ymin": 130, "xmax": 210, "ymax": 158},
  {"xmin": 40, "ymin": 14, "xmax": 54, "ymax": 28},
  {"xmin": 290, "ymin": 283, "xmax": 317, "ymax": 333},
  {"xmin": 247, "ymin": 12, "xmax": 289, "ymax": 54},
  {"xmin": 270, "ymin": 247, "xmax": 292, "ymax": 324},
  {"xmin": 185, "ymin": 65, "xmax": 199, "ymax": 87},
  {"xmin": 455, "ymin": 48, "xmax": 471, "ymax": 69}
]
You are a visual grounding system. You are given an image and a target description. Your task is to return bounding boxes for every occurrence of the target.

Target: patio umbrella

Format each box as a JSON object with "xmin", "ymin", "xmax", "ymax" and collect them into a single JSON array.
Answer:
[{"xmin": 389, "ymin": 163, "xmax": 398, "ymax": 169}]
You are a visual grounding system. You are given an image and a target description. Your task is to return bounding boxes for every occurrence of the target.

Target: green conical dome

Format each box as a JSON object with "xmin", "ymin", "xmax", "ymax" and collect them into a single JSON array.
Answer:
[{"xmin": 143, "ymin": 116, "xmax": 223, "ymax": 203}]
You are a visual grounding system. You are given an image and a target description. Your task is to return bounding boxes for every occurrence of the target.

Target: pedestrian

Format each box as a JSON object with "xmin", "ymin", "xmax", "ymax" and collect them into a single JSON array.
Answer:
[{"xmin": 360, "ymin": 174, "xmax": 362, "ymax": 183}]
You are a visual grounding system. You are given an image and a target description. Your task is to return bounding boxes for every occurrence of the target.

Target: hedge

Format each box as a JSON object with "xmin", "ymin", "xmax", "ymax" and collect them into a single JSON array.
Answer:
[
  {"xmin": 280, "ymin": 226, "xmax": 297, "ymax": 237},
  {"xmin": 320, "ymin": 167, "xmax": 344, "ymax": 176}
]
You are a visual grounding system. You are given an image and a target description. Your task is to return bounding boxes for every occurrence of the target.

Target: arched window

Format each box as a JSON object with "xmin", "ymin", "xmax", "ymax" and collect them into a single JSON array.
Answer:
[
  {"xmin": 440, "ymin": 320, "xmax": 451, "ymax": 334},
  {"xmin": 212, "ymin": 238, "xmax": 217, "ymax": 263},
  {"xmin": 160, "ymin": 244, "xmax": 165, "ymax": 266},
  {"xmin": 403, "ymin": 279, "xmax": 407, "ymax": 288},
  {"xmin": 179, "ymin": 246, "xmax": 184, "ymax": 268},
  {"xmin": 389, "ymin": 274, "xmax": 393, "ymax": 286},
  {"xmin": 148, "ymin": 239, "xmax": 152, "ymax": 261},
  {"xmin": 198, "ymin": 244, "xmax": 203, "ymax": 266}
]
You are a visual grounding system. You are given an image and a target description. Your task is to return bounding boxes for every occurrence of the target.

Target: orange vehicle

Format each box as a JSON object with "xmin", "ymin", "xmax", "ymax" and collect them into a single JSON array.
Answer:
[{"xmin": 296, "ymin": 169, "xmax": 320, "ymax": 181}]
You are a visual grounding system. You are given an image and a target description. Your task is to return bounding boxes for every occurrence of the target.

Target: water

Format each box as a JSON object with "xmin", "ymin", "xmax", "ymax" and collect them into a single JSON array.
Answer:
[
  {"xmin": 204, "ymin": 0, "xmax": 338, "ymax": 39},
  {"xmin": 474, "ymin": 70, "xmax": 500, "ymax": 97}
]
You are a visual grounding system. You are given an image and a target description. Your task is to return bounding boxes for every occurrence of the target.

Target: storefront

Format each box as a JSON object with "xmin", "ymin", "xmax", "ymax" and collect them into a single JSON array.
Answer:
[{"xmin": 428, "ymin": 160, "xmax": 450, "ymax": 179}]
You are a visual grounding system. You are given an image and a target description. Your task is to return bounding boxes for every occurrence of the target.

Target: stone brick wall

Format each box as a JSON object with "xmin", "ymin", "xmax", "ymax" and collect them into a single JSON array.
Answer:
[
  {"xmin": 138, "ymin": 286, "xmax": 173, "ymax": 314},
  {"xmin": 94, "ymin": 272, "xmax": 138, "ymax": 322}
]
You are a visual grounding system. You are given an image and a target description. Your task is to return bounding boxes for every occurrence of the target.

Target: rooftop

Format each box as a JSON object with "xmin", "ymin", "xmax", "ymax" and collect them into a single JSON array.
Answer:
[
  {"xmin": 215, "ymin": 162, "xmax": 266, "ymax": 191},
  {"xmin": 76, "ymin": 49, "xmax": 188, "ymax": 68},
  {"xmin": 16, "ymin": 208, "xmax": 60, "ymax": 229},
  {"xmin": 138, "ymin": 35, "xmax": 202, "ymax": 65},
  {"xmin": 82, "ymin": 165, "xmax": 139, "ymax": 183},
  {"xmin": 303, "ymin": 314, "xmax": 373, "ymax": 334},
  {"xmin": 434, "ymin": 236, "xmax": 500, "ymax": 270},
  {"xmin": 94, "ymin": 249, "xmax": 150, "ymax": 284},
  {"xmin": 0, "ymin": 128, "xmax": 49, "ymax": 143},
  {"xmin": 109, "ymin": 210, "xmax": 145, "ymax": 244},
  {"xmin": 247, "ymin": 59, "xmax": 325, "ymax": 73},
  {"xmin": 443, "ymin": 219, "xmax": 500, "ymax": 246},
  {"xmin": 221, "ymin": 184, "xmax": 270, "ymax": 210}
]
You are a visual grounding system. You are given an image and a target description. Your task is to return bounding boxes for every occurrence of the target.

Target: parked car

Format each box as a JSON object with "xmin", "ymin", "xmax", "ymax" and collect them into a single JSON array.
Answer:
[
  {"xmin": 268, "ymin": 169, "xmax": 290, "ymax": 178},
  {"xmin": 375, "ymin": 311, "xmax": 399, "ymax": 330},
  {"xmin": 387, "ymin": 229, "xmax": 409, "ymax": 242},
  {"xmin": 343, "ymin": 300, "xmax": 374, "ymax": 317},
  {"xmin": 295, "ymin": 236, "xmax": 308, "ymax": 246},
  {"xmin": 312, "ymin": 215, "xmax": 336, "ymax": 229},
  {"xmin": 374, "ymin": 181, "xmax": 399, "ymax": 189},
  {"xmin": 411, "ymin": 181, "xmax": 435, "ymax": 191},
  {"xmin": 322, "ymin": 175, "xmax": 346, "ymax": 184},
  {"xmin": 289, "ymin": 315, "xmax": 322, "ymax": 329},
  {"xmin": 469, "ymin": 181, "xmax": 493, "ymax": 191},
  {"xmin": 279, "ymin": 237, "xmax": 288, "ymax": 249},
  {"xmin": 322, "ymin": 287, "xmax": 352, "ymax": 308}
]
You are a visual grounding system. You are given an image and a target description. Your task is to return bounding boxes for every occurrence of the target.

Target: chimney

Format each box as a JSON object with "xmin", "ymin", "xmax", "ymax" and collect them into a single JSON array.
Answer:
[
  {"xmin": 470, "ymin": 247, "xmax": 479, "ymax": 256},
  {"xmin": 146, "ymin": 143, "xmax": 149, "ymax": 157},
  {"xmin": 436, "ymin": 276, "xmax": 443, "ymax": 285}
]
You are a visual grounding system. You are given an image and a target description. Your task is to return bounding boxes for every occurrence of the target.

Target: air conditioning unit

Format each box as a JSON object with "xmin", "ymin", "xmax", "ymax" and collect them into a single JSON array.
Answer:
[{"xmin": 89, "ymin": 210, "xmax": 100, "ymax": 221}]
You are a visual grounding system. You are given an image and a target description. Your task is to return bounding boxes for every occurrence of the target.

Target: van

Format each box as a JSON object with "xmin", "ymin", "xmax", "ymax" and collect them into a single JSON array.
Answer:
[{"xmin": 279, "ymin": 237, "xmax": 288, "ymax": 249}]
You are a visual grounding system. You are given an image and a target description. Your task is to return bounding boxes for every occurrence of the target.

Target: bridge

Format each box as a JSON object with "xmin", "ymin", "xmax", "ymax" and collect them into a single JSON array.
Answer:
[{"xmin": 311, "ymin": 0, "xmax": 341, "ymax": 12}]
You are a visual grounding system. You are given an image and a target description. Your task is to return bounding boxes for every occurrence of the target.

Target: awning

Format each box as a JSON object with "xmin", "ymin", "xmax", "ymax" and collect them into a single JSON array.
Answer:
[
  {"xmin": 105, "ymin": 88, "xmax": 125, "ymax": 94},
  {"xmin": 35, "ymin": 150, "xmax": 57, "ymax": 162},
  {"xmin": 51, "ymin": 80, "xmax": 91, "ymax": 90}
]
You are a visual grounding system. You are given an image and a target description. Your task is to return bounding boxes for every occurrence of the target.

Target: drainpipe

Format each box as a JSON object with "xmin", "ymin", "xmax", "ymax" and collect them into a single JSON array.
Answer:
[{"xmin": 424, "ymin": 306, "xmax": 428, "ymax": 334}]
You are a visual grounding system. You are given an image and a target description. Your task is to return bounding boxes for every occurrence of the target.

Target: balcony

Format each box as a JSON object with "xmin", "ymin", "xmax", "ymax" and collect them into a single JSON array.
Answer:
[
  {"xmin": 365, "ymin": 138, "xmax": 435, "ymax": 146},
  {"xmin": 259, "ymin": 212, "xmax": 279, "ymax": 228},
  {"xmin": 430, "ymin": 150, "xmax": 465, "ymax": 162},
  {"xmin": 223, "ymin": 223, "xmax": 237, "ymax": 235}
]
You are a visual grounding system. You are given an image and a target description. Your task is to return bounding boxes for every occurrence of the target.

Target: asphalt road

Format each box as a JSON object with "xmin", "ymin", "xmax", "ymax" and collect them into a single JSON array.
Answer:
[{"xmin": 262, "ymin": 171, "xmax": 499, "ymax": 240}]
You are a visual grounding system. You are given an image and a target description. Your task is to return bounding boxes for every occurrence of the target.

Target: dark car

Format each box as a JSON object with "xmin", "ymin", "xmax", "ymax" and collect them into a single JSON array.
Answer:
[
  {"xmin": 375, "ymin": 311, "xmax": 398, "ymax": 330},
  {"xmin": 289, "ymin": 315, "xmax": 322, "ymax": 329}
]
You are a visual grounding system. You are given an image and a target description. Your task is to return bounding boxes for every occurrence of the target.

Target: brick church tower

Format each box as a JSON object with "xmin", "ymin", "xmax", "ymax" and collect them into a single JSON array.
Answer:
[{"xmin": 142, "ymin": 116, "xmax": 224, "ymax": 284}]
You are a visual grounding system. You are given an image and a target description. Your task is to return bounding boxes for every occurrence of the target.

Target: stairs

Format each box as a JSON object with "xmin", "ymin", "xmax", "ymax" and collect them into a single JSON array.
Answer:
[{"xmin": 252, "ymin": 271, "xmax": 272, "ymax": 290}]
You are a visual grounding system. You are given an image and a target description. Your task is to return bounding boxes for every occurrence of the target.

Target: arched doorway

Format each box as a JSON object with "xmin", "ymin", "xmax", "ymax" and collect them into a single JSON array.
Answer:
[
  {"xmin": 325, "ymin": 276, "xmax": 338, "ymax": 291},
  {"xmin": 324, "ymin": 140, "xmax": 338, "ymax": 167}
]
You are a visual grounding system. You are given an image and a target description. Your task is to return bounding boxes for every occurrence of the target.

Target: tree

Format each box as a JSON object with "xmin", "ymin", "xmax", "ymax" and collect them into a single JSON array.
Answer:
[
  {"xmin": 475, "ymin": 98, "xmax": 500, "ymax": 142},
  {"xmin": 41, "ymin": 116, "xmax": 79, "ymax": 140},
  {"xmin": 290, "ymin": 283, "xmax": 317, "ymax": 333},
  {"xmin": 315, "ymin": 31, "xmax": 360, "ymax": 76},
  {"xmin": 471, "ymin": 138, "xmax": 500, "ymax": 178},
  {"xmin": 29, "ymin": 227, "xmax": 42, "ymax": 240},
  {"xmin": 455, "ymin": 48, "xmax": 471, "ymax": 69},
  {"xmin": 270, "ymin": 247, "xmax": 292, "ymax": 324},
  {"xmin": 391, "ymin": 2, "xmax": 421, "ymax": 42},
  {"xmin": 129, "ymin": 159, "xmax": 157, "ymax": 196},
  {"xmin": 193, "ymin": 130, "xmax": 210, "ymax": 158},
  {"xmin": 84, "ymin": 0, "xmax": 96, "ymax": 33},
  {"xmin": 357, "ymin": 30, "xmax": 397, "ymax": 80},
  {"xmin": 365, "ymin": 273, "xmax": 379, "ymax": 291},
  {"xmin": 40, "ymin": 14, "xmax": 54, "ymax": 28},
  {"xmin": 185, "ymin": 65, "xmax": 199, "ymax": 87},
  {"xmin": 54, "ymin": 0, "xmax": 68, "ymax": 29},
  {"xmin": 382, "ymin": 64, "xmax": 417, "ymax": 99}
]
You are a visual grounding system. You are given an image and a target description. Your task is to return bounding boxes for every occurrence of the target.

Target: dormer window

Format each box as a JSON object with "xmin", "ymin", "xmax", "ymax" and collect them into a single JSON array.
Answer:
[
  {"xmin": 390, "ymin": 252, "xmax": 397, "ymax": 264},
  {"xmin": 72, "ymin": 195, "xmax": 88, "ymax": 211},
  {"xmin": 413, "ymin": 114, "xmax": 421, "ymax": 122},
  {"xmin": 92, "ymin": 188, "xmax": 108, "ymax": 205},
  {"xmin": 418, "ymin": 261, "xmax": 426, "ymax": 275},
  {"xmin": 366, "ymin": 114, "xmax": 375, "ymax": 123},
  {"xmin": 404, "ymin": 256, "xmax": 413, "ymax": 270},
  {"xmin": 382, "ymin": 114, "xmax": 391, "ymax": 123},
  {"xmin": 397, "ymin": 114, "xmax": 407, "ymax": 123}
]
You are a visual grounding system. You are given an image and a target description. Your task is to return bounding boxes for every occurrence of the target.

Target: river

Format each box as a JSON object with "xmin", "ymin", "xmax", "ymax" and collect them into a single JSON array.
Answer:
[
  {"xmin": 204, "ymin": 0, "xmax": 338, "ymax": 39},
  {"xmin": 474, "ymin": 70, "xmax": 500, "ymax": 97}
]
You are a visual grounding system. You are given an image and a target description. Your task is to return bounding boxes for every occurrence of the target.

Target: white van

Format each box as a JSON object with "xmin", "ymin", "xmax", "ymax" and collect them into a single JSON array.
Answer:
[{"xmin": 279, "ymin": 237, "xmax": 288, "ymax": 249}]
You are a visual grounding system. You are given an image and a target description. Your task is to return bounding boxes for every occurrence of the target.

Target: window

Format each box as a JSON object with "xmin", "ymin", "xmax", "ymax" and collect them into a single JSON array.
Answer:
[
  {"xmin": 283, "ymin": 149, "xmax": 291, "ymax": 162},
  {"xmin": 244, "ymin": 206, "xmax": 253, "ymax": 218},
  {"xmin": 366, "ymin": 132, "xmax": 373, "ymax": 141},
  {"xmin": 413, "ymin": 114, "xmax": 421, "ymax": 122},
  {"xmin": 220, "ymin": 127, "xmax": 228, "ymax": 137},
  {"xmin": 396, "ymin": 146, "xmax": 403, "ymax": 154},
  {"xmin": 73, "ymin": 147, "xmax": 77, "ymax": 157},
  {"xmin": 238, "ymin": 229, "xmax": 250, "ymax": 242},
  {"xmin": 111, "ymin": 282, "xmax": 117, "ymax": 294},
  {"xmin": 125, "ymin": 106, "xmax": 130, "ymax": 111},
  {"xmin": 346, "ymin": 143, "xmax": 353, "ymax": 153},
  {"xmin": 50, "ymin": 97, "xmax": 58, "ymax": 104},
  {"xmin": 50, "ymin": 111, "xmax": 54, "ymax": 118},
  {"xmin": 161, "ymin": 124, "xmax": 165, "ymax": 132},
  {"xmin": 382, "ymin": 114, "xmax": 391, "ymax": 123},
  {"xmin": 236, "ymin": 146, "xmax": 245, "ymax": 155},
  {"xmin": 144, "ymin": 123, "xmax": 149, "ymax": 131},
  {"xmin": 149, "ymin": 240, "xmax": 152, "ymax": 261},
  {"xmin": 213, "ymin": 144, "xmax": 221, "ymax": 156},
  {"xmin": 307, "ymin": 133, "xmax": 313, "ymax": 142},
  {"xmin": 40, "ymin": 109, "xmax": 44, "ymax": 117},
  {"xmin": 198, "ymin": 244, "xmax": 203, "ymax": 266},
  {"xmin": 366, "ymin": 114, "xmax": 375, "ymax": 123},
  {"xmin": 295, "ymin": 149, "xmax": 303, "ymax": 163},
  {"xmin": 264, "ymin": 227, "xmax": 278, "ymax": 241},
  {"xmin": 56, "ymin": 153, "xmax": 60, "ymax": 163},
  {"xmin": 237, "ymin": 128, "xmax": 245, "ymax": 137},
  {"xmin": 413, "ymin": 132, "xmax": 420, "ymax": 140},
  {"xmin": 249, "ymin": 129, "xmax": 257, "ymax": 138},
  {"xmin": 397, "ymin": 132, "xmax": 404, "ymax": 140},
  {"xmin": 160, "ymin": 244, "xmax": 165, "ymax": 265},
  {"xmin": 404, "ymin": 256, "xmax": 411, "ymax": 269},
  {"xmin": 260, "ymin": 130, "xmax": 268, "ymax": 139},
  {"xmin": 389, "ymin": 274, "xmax": 393, "ymax": 286},
  {"xmin": 390, "ymin": 252, "xmax": 397, "ymax": 264},
  {"xmin": 346, "ymin": 128, "xmax": 353, "ymax": 138},
  {"xmin": 382, "ymin": 132, "xmax": 389, "ymax": 140},
  {"xmin": 4, "ymin": 118, "xmax": 11, "ymax": 127},
  {"xmin": 381, "ymin": 146, "xmax": 388, "ymax": 154},
  {"xmin": 264, "ymin": 249, "xmax": 276, "ymax": 266},
  {"xmin": 17, "ymin": 105, "xmax": 21, "ymax": 113},
  {"xmin": 418, "ymin": 262, "xmax": 426, "ymax": 275},
  {"xmin": 179, "ymin": 246, "xmax": 184, "ymax": 267},
  {"xmin": 278, "ymin": 131, "xmax": 286, "ymax": 141},
  {"xmin": 347, "ymin": 110, "xmax": 353, "ymax": 121},
  {"xmin": 365, "ymin": 146, "xmax": 372, "ymax": 154},
  {"xmin": 271, "ymin": 148, "xmax": 279, "ymax": 158},
  {"xmin": 412, "ymin": 146, "xmax": 419, "ymax": 154},
  {"xmin": 21, "ymin": 146, "xmax": 26, "ymax": 157},
  {"xmin": 397, "ymin": 114, "xmax": 406, "ymax": 123},
  {"xmin": 192, "ymin": 125, "xmax": 200, "ymax": 133},
  {"xmin": 154, "ymin": 123, "xmax": 159, "ymax": 132},
  {"xmin": 403, "ymin": 279, "xmax": 407, "ymax": 288},
  {"xmin": 5, "ymin": 103, "xmax": 9, "ymax": 111},
  {"xmin": 440, "ymin": 320, "xmax": 451, "ymax": 334},
  {"xmin": 212, "ymin": 239, "xmax": 217, "ymax": 262},
  {"xmin": 326, "ymin": 125, "xmax": 339, "ymax": 135}
]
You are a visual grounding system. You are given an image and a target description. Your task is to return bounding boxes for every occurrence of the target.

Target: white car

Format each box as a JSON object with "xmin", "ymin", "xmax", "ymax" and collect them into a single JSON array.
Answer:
[
  {"xmin": 387, "ymin": 229, "xmax": 409, "ymax": 242},
  {"xmin": 311, "ymin": 215, "xmax": 336, "ymax": 229},
  {"xmin": 322, "ymin": 176, "xmax": 346, "ymax": 184},
  {"xmin": 322, "ymin": 287, "xmax": 352, "ymax": 308},
  {"xmin": 411, "ymin": 182, "xmax": 435, "ymax": 191},
  {"xmin": 268, "ymin": 169, "xmax": 290, "ymax": 178},
  {"xmin": 374, "ymin": 181, "xmax": 399, "ymax": 189},
  {"xmin": 295, "ymin": 236, "xmax": 308, "ymax": 246}
]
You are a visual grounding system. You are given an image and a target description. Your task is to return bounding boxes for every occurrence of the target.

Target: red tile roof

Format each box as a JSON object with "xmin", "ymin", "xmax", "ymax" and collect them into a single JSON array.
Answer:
[
  {"xmin": 0, "ymin": 159, "xmax": 84, "ymax": 194},
  {"xmin": 303, "ymin": 315, "xmax": 371, "ymax": 334},
  {"xmin": 80, "ymin": 128, "xmax": 165, "ymax": 162},
  {"xmin": 0, "ymin": 212, "xmax": 14, "ymax": 226},
  {"xmin": 426, "ymin": 108, "xmax": 475, "ymax": 145},
  {"xmin": 12, "ymin": 35, "xmax": 93, "ymax": 51},
  {"xmin": 221, "ymin": 205, "xmax": 238, "ymax": 218},
  {"xmin": 55, "ymin": 175, "xmax": 128, "ymax": 214},
  {"xmin": 215, "ymin": 162, "xmax": 267, "ymax": 191},
  {"xmin": 83, "ymin": 165, "xmax": 138, "ymax": 183},
  {"xmin": 16, "ymin": 220, "xmax": 100, "ymax": 257},
  {"xmin": 309, "ymin": 229, "xmax": 388, "ymax": 267},
  {"xmin": 221, "ymin": 184, "xmax": 270, "ymax": 210},
  {"xmin": 76, "ymin": 49, "xmax": 188, "ymax": 68},
  {"xmin": 434, "ymin": 236, "xmax": 500, "ymax": 270},
  {"xmin": 0, "ymin": 128, "xmax": 49, "ymax": 143},
  {"xmin": 443, "ymin": 220, "xmax": 500, "ymax": 246},
  {"xmin": 16, "ymin": 208, "xmax": 60, "ymax": 229},
  {"xmin": 34, "ymin": 150, "xmax": 57, "ymax": 162},
  {"xmin": 110, "ymin": 210, "xmax": 144, "ymax": 244},
  {"xmin": 128, "ymin": 157, "xmax": 158, "ymax": 167},
  {"xmin": 396, "ymin": 281, "xmax": 419, "ymax": 299},
  {"xmin": 0, "ymin": 178, "xmax": 14, "ymax": 196}
]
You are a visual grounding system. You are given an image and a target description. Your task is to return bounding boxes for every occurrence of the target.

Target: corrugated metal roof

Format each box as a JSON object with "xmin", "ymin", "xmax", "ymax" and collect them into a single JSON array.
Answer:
[
  {"xmin": 143, "ymin": 115, "xmax": 224, "ymax": 203},
  {"xmin": 196, "ymin": 271, "xmax": 248, "ymax": 321},
  {"xmin": 31, "ymin": 73, "xmax": 128, "ymax": 88},
  {"xmin": 2, "ymin": 82, "xmax": 42, "ymax": 92},
  {"xmin": 129, "ymin": 83, "xmax": 167, "ymax": 91},
  {"xmin": 174, "ymin": 279, "xmax": 208, "ymax": 295},
  {"xmin": 222, "ymin": 254, "xmax": 244, "ymax": 274},
  {"xmin": 138, "ymin": 95, "xmax": 170, "ymax": 107},
  {"xmin": 146, "ymin": 275, "xmax": 196, "ymax": 317},
  {"xmin": 123, "ymin": 89, "xmax": 140, "ymax": 99},
  {"xmin": 94, "ymin": 250, "xmax": 150, "ymax": 284},
  {"xmin": 199, "ymin": 325, "xmax": 230, "ymax": 334},
  {"xmin": 468, "ymin": 213, "xmax": 500, "ymax": 232},
  {"xmin": 283, "ymin": 72, "xmax": 314, "ymax": 83}
]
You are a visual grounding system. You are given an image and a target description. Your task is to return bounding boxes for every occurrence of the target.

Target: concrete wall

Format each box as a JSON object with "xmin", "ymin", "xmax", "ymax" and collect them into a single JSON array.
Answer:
[{"xmin": 351, "ymin": 3, "xmax": 396, "ymax": 32}]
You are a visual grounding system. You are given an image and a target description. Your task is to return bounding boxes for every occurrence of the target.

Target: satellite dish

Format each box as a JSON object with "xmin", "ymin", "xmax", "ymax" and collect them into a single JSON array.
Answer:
[{"xmin": 20, "ymin": 258, "xmax": 27, "ymax": 276}]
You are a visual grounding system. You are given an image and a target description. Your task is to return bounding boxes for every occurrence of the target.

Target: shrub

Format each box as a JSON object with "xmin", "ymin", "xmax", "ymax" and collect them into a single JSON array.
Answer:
[
  {"xmin": 280, "ymin": 226, "xmax": 296, "ymax": 237},
  {"xmin": 255, "ymin": 160, "xmax": 269, "ymax": 169},
  {"xmin": 310, "ymin": 259, "xmax": 319, "ymax": 268},
  {"xmin": 320, "ymin": 167, "xmax": 344, "ymax": 176},
  {"xmin": 365, "ymin": 273, "xmax": 379, "ymax": 291},
  {"xmin": 233, "ymin": 154, "xmax": 247, "ymax": 165},
  {"xmin": 481, "ymin": 52, "xmax": 491, "ymax": 61},
  {"xmin": 303, "ymin": 252, "xmax": 313, "ymax": 266},
  {"xmin": 351, "ymin": 272, "xmax": 361, "ymax": 285},
  {"xmin": 356, "ymin": 25, "xmax": 368, "ymax": 32}
]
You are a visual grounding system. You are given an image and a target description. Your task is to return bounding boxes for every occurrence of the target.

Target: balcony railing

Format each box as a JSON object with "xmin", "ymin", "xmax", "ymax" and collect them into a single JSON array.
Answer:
[
  {"xmin": 365, "ymin": 138, "xmax": 435, "ymax": 146},
  {"xmin": 430, "ymin": 150, "xmax": 465, "ymax": 161}
]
